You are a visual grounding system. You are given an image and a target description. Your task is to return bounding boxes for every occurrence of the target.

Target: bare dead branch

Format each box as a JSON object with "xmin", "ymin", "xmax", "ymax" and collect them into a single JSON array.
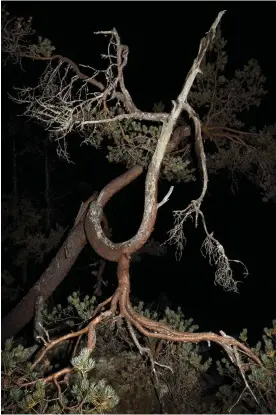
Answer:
[
  {"xmin": 33, "ymin": 295, "xmax": 45, "ymax": 342},
  {"xmin": 32, "ymin": 310, "xmax": 111, "ymax": 369},
  {"xmin": 158, "ymin": 186, "xmax": 174, "ymax": 209},
  {"xmin": 2, "ymin": 11, "xmax": 267, "ymax": 407},
  {"xmin": 85, "ymin": 11, "xmax": 226, "ymax": 267},
  {"xmin": 167, "ymin": 203, "xmax": 248, "ymax": 291},
  {"xmin": 114, "ymin": 253, "xmax": 262, "ymax": 367},
  {"xmin": 5, "ymin": 23, "xmax": 168, "ymax": 149}
]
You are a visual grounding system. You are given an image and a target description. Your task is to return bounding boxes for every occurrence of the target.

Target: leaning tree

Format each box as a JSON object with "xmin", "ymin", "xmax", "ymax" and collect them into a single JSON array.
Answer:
[{"xmin": 2, "ymin": 7, "xmax": 276, "ymax": 400}]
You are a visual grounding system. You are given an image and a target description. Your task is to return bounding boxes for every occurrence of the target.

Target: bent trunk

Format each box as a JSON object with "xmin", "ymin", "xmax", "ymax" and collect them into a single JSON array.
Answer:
[{"xmin": 2, "ymin": 220, "xmax": 87, "ymax": 344}]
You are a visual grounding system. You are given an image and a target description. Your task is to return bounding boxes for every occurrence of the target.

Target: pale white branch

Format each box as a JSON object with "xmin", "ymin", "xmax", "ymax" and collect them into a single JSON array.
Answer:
[{"xmin": 158, "ymin": 186, "xmax": 174, "ymax": 209}]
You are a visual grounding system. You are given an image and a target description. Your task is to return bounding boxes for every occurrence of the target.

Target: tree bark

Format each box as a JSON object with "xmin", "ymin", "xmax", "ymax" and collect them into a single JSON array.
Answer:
[{"xmin": 1, "ymin": 219, "xmax": 87, "ymax": 344}]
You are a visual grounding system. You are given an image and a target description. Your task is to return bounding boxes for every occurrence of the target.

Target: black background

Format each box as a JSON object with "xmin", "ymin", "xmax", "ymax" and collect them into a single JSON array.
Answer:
[{"xmin": 2, "ymin": 2, "xmax": 276, "ymax": 344}]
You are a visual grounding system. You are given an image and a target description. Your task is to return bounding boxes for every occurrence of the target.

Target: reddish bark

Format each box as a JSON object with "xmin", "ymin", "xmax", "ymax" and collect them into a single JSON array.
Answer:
[
  {"xmin": 1, "ymin": 220, "xmax": 88, "ymax": 344},
  {"xmin": 1, "ymin": 192, "xmax": 105, "ymax": 344},
  {"xmin": 1, "ymin": 166, "xmax": 137, "ymax": 344}
]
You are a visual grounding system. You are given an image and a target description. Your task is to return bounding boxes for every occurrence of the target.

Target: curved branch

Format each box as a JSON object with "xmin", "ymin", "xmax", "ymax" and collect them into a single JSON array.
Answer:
[
  {"xmin": 1, "ymin": 193, "xmax": 110, "ymax": 344},
  {"xmin": 115, "ymin": 253, "xmax": 262, "ymax": 367},
  {"xmin": 85, "ymin": 112, "xmax": 177, "ymax": 262},
  {"xmin": 85, "ymin": 12, "xmax": 225, "ymax": 262},
  {"xmin": 85, "ymin": 166, "xmax": 147, "ymax": 261},
  {"xmin": 3, "ymin": 22, "xmax": 168, "ymax": 122}
]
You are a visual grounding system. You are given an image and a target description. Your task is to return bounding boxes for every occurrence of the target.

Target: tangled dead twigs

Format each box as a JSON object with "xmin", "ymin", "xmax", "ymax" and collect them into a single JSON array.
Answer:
[
  {"xmin": 82, "ymin": 10, "xmax": 263, "ymax": 399},
  {"xmin": 26, "ymin": 10, "xmax": 260, "ymax": 396},
  {"xmin": 2, "ymin": 7, "xmax": 259, "ymax": 162},
  {"xmin": 2, "ymin": 10, "xmax": 264, "ymax": 407}
]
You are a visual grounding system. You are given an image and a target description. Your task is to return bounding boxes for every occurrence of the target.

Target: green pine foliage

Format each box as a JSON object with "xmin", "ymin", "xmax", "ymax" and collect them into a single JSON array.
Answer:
[
  {"xmin": 215, "ymin": 321, "xmax": 276, "ymax": 413},
  {"xmin": 2, "ymin": 292, "xmax": 275, "ymax": 413},
  {"xmin": 3, "ymin": 8, "xmax": 276, "ymax": 200},
  {"xmin": 2, "ymin": 336, "xmax": 119, "ymax": 414}
]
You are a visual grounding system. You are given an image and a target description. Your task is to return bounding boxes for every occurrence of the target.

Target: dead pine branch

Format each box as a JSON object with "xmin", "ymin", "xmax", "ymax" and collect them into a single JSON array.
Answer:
[
  {"xmin": 1, "ymin": 10, "xmax": 265, "ymax": 406},
  {"xmin": 82, "ymin": 8, "xmax": 262, "ymax": 377}
]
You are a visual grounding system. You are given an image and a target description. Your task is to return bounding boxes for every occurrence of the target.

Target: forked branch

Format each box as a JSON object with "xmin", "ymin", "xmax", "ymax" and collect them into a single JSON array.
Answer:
[
  {"xmin": 2, "ymin": 11, "xmax": 263, "ymax": 401},
  {"xmin": 83, "ymin": 10, "xmax": 261, "ymax": 371}
]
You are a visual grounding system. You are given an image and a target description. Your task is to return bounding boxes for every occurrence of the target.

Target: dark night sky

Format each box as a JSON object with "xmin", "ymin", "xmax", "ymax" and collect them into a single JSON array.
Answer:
[
  {"xmin": 4, "ymin": 2, "xmax": 275, "ymax": 118},
  {"xmin": 2, "ymin": 2, "xmax": 276, "ymax": 342}
]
